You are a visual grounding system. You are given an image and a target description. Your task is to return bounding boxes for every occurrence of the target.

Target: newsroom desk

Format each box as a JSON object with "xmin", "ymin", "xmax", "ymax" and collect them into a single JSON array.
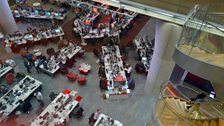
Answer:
[
  {"xmin": 94, "ymin": 114, "xmax": 123, "ymax": 126},
  {"xmin": 13, "ymin": 8, "xmax": 66, "ymax": 20},
  {"xmin": 0, "ymin": 76, "xmax": 42, "ymax": 122},
  {"xmin": 134, "ymin": 37, "xmax": 154, "ymax": 72},
  {"xmin": 31, "ymin": 90, "xmax": 81, "ymax": 126},
  {"xmin": 3, "ymin": 27, "xmax": 64, "ymax": 53},
  {"xmin": 39, "ymin": 45, "xmax": 82, "ymax": 76},
  {"xmin": 73, "ymin": 7, "xmax": 137, "ymax": 40},
  {"xmin": 101, "ymin": 45, "xmax": 130, "ymax": 100},
  {"xmin": 0, "ymin": 66, "xmax": 13, "ymax": 79}
]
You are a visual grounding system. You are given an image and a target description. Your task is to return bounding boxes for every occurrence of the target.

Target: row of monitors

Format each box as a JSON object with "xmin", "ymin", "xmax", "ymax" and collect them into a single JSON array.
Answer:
[{"xmin": 33, "ymin": 10, "xmax": 62, "ymax": 16}]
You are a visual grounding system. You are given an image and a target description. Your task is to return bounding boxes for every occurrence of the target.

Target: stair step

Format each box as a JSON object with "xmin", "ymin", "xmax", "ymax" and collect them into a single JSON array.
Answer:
[
  {"xmin": 202, "ymin": 120, "xmax": 210, "ymax": 126},
  {"xmin": 219, "ymin": 119, "xmax": 224, "ymax": 126},
  {"xmin": 210, "ymin": 120, "xmax": 218, "ymax": 126},
  {"xmin": 196, "ymin": 120, "xmax": 203, "ymax": 125}
]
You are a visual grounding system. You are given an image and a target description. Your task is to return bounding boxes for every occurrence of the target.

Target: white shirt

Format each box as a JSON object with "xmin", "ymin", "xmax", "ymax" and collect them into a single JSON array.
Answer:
[
  {"xmin": 125, "ymin": 66, "xmax": 132, "ymax": 74},
  {"xmin": 36, "ymin": 92, "xmax": 43, "ymax": 100},
  {"xmin": 93, "ymin": 111, "xmax": 100, "ymax": 120}
]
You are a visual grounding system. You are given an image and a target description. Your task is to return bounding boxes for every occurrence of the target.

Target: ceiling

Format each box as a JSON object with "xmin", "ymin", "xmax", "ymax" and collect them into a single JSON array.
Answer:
[{"xmin": 128, "ymin": 0, "xmax": 224, "ymax": 15}]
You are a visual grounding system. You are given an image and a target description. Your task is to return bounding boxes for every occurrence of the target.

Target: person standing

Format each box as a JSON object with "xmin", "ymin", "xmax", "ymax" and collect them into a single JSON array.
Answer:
[
  {"xmin": 93, "ymin": 109, "xmax": 101, "ymax": 121},
  {"xmin": 26, "ymin": 53, "xmax": 35, "ymax": 67},
  {"xmin": 34, "ymin": 91, "xmax": 44, "ymax": 107},
  {"xmin": 34, "ymin": 59, "xmax": 41, "ymax": 73},
  {"xmin": 24, "ymin": 58, "xmax": 31, "ymax": 74}
]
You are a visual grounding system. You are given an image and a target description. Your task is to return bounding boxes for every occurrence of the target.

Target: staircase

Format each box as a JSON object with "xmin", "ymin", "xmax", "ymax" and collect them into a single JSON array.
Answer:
[{"xmin": 154, "ymin": 97, "xmax": 224, "ymax": 126}]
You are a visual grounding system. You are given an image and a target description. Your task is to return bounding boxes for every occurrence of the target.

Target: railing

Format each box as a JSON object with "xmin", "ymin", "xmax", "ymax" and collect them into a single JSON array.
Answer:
[{"xmin": 149, "ymin": 81, "xmax": 224, "ymax": 126}]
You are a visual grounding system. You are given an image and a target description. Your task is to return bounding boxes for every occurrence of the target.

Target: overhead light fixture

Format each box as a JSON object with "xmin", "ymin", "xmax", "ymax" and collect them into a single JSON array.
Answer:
[{"xmin": 110, "ymin": 0, "xmax": 120, "ymax": 3}]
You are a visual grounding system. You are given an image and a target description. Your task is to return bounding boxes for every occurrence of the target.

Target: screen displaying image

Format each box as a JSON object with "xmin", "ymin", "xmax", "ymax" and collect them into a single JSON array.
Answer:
[
  {"xmin": 55, "ymin": 29, "xmax": 60, "ymax": 33},
  {"xmin": 34, "ymin": 10, "xmax": 39, "ymax": 14},
  {"xmin": 46, "ymin": 12, "xmax": 51, "ymax": 16}
]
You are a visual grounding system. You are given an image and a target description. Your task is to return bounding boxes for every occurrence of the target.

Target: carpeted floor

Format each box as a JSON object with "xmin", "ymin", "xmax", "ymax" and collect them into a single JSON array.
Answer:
[{"xmin": 61, "ymin": 14, "xmax": 150, "ymax": 52}]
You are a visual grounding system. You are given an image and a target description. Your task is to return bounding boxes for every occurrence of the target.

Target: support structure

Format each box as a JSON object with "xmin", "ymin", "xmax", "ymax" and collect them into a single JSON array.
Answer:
[
  {"xmin": 0, "ymin": 0, "xmax": 18, "ymax": 34},
  {"xmin": 145, "ymin": 20, "xmax": 183, "ymax": 96}
]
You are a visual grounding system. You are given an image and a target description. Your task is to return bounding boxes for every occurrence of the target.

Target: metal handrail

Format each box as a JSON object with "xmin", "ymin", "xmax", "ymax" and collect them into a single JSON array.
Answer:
[{"xmin": 159, "ymin": 81, "xmax": 224, "ymax": 123}]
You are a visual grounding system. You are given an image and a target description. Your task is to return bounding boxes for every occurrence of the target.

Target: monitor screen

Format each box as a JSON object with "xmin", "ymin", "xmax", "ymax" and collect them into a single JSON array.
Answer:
[
  {"xmin": 46, "ymin": 12, "xmax": 51, "ymax": 16},
  {"xmin": 55, "ymin": 29, "xmax": 60, "ymax": 33},
  {"xmin": 34, "ymin": 10, "xmax": 39, "ymax": 14}
]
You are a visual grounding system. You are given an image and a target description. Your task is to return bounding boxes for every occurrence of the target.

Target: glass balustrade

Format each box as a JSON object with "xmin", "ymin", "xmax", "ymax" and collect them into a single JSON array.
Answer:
[{"xmin": 177, "ymin": 4, "xmax": 224, "ymax": 68}]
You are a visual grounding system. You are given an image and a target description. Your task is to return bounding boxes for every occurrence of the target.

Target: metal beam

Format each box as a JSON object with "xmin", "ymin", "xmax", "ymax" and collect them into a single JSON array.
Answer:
[{"xmin": 91, "ymin": 0, "xmax": 224, "ymax": 37}]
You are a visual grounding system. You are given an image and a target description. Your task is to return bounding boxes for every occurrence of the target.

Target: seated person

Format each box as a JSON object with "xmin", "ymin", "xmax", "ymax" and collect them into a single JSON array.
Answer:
[
  {"xmin": 89, "ymin": 113, "xmax": 95, "ymax": 125},
  {"xmin": 71, "ymin": 104, "xmax": 84, "ymax": 118},
  {"xmin": 49, "ymin": 91, "xmax": 58, "ymax": 101},
  {"xmin": 98, "ymin": 67, "xmax": 105, "ymax": 77},
  {"xmin": 20, "ymin": 100, "xmax": 32, "ymax": 113},
  {"xmin": 127, "ymin": 77, "xmax": 135, "ymax": 90},
  {"xmin": 125, "ymin": 64, "xmax": 132, "ymax": 78},
  {"xmin": 135, "ymin": 62, "xmax": 145, "ymax": 73},
  {"xmin": 42, "ymin": 61, "xmax": 48, "ymax": 70},
  {"xmin": 99, "ymin": 77, "xmax": 108, "ymax": 90}
]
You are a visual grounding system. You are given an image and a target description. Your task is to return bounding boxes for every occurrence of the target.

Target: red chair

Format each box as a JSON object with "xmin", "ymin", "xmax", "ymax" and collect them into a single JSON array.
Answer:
[
  {"xmin": 75, "ymin": 95, "xmax": 83, "ymax": 102},
  {"xmin": 63, "ymin": 89, "xmax": 71, "ymax": 94},
  {"xmin": 66, "ymin": 73, "xmax": 77, "ymax": 82},
  {"xmin": 5, "ymin": 73, "xmax": 14, "ymax": 85},
  {"xmin": 77, "ymin": 76, "xmax": 87, "ymax": 85}
]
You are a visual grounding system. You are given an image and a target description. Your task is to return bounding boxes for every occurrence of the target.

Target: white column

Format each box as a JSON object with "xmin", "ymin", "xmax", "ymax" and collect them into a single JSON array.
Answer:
[
  {"xmin": 0, "ymin": 0, "xmax": 18, "ymax": 34},
  {"xmin": 145, "ymin": 20, "xmax": 183, "ymax": 96}
]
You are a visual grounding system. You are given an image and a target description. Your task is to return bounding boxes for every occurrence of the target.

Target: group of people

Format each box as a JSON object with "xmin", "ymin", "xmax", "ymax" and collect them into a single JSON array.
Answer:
[
  {"xmin": 73, "ymin": 4, "xmax": 134, "ymax": 40},
  {"xmin": 23, "ymin": 52, "xmax": 47, "ymax": 74}
]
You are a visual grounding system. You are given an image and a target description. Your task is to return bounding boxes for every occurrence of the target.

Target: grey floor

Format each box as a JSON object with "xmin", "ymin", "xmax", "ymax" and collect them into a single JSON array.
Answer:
[
  {"xmin": 2, "ymin": 44, "xmax": 151, "ymax": 126},
  {"xmin": 0, "ymin": 2, "xmax": 159, "ymax": 126}
]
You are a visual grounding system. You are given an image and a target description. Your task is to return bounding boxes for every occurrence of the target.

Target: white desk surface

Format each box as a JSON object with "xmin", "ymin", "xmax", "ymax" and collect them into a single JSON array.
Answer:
[
  {"xmin": 4, "ymin": 27, "xmax": 64, "ymax": 47},
  {"xmin": 101, "ymin": 46, "xmax": 129, "ymax": 95},
  {"xmin": 40, "ymin": 45, "xmax": 81, "ymax": 75},
  {"xmin": 134, "ymin": 39, "xmax": 153, "ymax": 71},
  {"xmin": 0, "ymin": 66, "xmax": 13, "ymax": 78},
  {"xmin": 0, "ymin": 76, "xmax": 42, "ymax": 122},
  {"xmin": 60, "ymin": 45, "xmax": 81, "ymax": 59},
  {"xmin": 31, "ymin": 90, "xmax": 80, "ymax": 126},
  {"xmin": 94, "ymin": 114, "xmax": 123, "ymax": 126},
  {"xmin": 13, "ymin": 9, "xmax": 66, "ymax": 20}
]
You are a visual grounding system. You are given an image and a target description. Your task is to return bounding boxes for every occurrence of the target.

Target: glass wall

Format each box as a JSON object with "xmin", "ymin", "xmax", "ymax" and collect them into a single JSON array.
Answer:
[{"xmin": 177, "ymin": 4, "xmax": 224, "ymax": 68}]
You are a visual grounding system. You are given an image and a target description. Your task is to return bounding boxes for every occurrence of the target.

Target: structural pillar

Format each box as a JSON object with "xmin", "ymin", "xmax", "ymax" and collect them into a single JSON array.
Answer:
[
  {"xmin": 0, "ymin": 0, "xmax": 18, "ymax": 34},
  {"xmin": 145, "ymin": 20, "xmax": 183, "ymax": 96}
]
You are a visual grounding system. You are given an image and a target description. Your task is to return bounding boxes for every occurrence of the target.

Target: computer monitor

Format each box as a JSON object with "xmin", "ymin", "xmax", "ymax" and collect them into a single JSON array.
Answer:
[
  {"xmin": 55, "ymin": 29, "xmax": 60, "ymax": 33},
  {"xmin": 46, "ymin": 12, "xmax": 51, "ymax": 16},
  {"xmin": 34, "ymin": 10, "xmax": 39, "ymax": 14}
]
